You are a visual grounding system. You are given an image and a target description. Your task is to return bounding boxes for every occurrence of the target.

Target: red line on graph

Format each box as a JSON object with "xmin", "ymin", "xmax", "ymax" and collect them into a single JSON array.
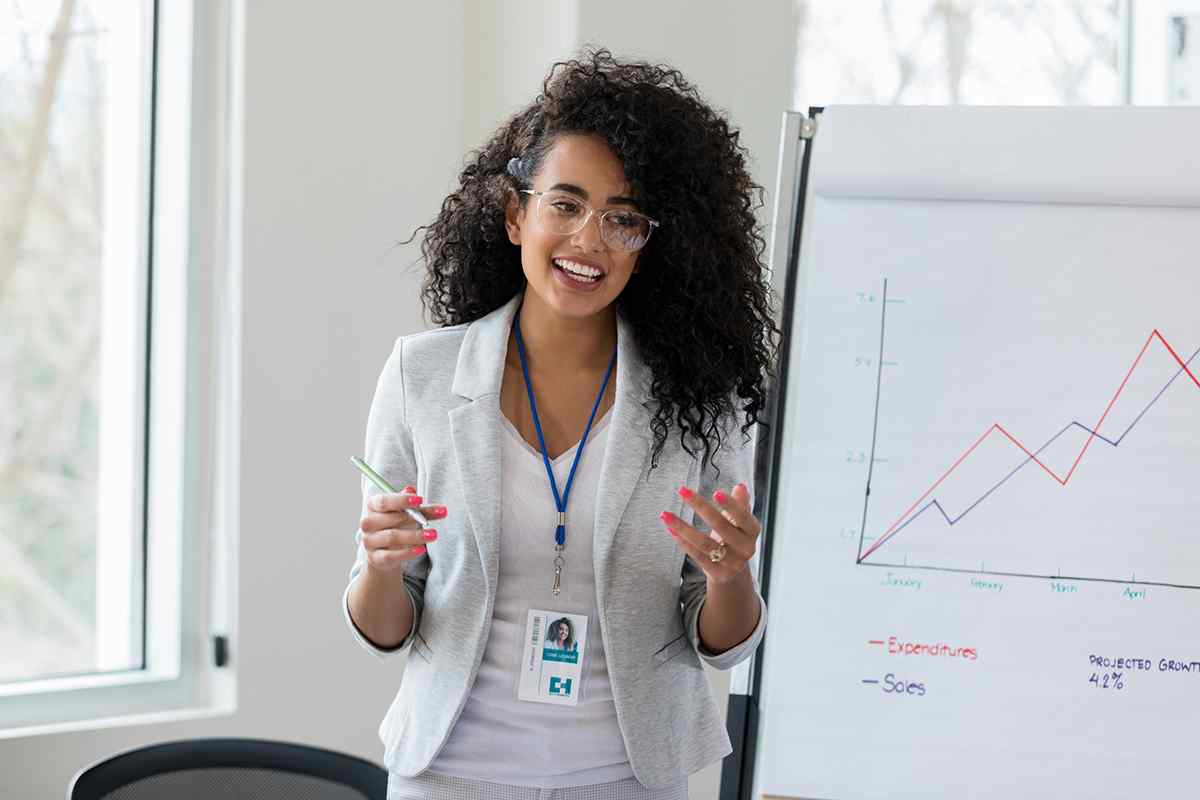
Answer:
[
  {"xmin": 1154, "ymin": 330, "xmax": 1200, "ymax": 389},
  {"xmin": 1061, "ymin": 331, "xmax": 1155, "ymax": 484},
  {"xmin": 859, "ymin": 329, "xmax": 1200, "ymax": 563}
]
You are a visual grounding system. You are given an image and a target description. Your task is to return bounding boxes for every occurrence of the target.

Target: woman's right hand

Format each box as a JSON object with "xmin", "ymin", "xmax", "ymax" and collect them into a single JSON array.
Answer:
[{"xmin": 359, "ymin": 486, "xmax": 445, "ymax": 572}]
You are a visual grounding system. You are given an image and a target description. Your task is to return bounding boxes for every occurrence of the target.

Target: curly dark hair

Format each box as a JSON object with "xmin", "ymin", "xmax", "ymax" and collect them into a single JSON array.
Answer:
[{"xmin": 414, "ymin": 47, "xmax": 780, "ymax": 472}]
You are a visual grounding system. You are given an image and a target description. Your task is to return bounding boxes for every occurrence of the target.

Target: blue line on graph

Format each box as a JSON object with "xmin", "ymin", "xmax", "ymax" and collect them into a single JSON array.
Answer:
[{"xmin": 887, "ymin": 344, "xmax": 1200, "ymax": 539}]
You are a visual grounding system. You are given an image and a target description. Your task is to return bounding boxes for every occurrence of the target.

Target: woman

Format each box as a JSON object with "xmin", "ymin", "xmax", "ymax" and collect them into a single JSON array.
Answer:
[
  {"xmin": 345, "ymin": 49, "xmax": 780, "ymax": 799},
  {"xmin": 548, "ymin": 618, "xmax": 576, "ymax": 652}
]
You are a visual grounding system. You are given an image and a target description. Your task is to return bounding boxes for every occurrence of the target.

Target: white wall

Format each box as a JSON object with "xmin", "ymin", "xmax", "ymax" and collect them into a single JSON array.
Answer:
[
  {"xmin": 461, "ymin": 0, "xmax": 581, "ymax": 148},
  {"xmin": 577, "ymin": 0, "xmax": 796, "ymax": 234},
  {"xmin": 0, "ymin": 3, "xmax": 793, "ymax": 798}
]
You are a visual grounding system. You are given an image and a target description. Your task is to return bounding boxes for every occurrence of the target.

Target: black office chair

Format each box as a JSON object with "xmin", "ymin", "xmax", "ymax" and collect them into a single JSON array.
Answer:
[{"xmin": 68, "ymin": 737, "xmax": 388, "ymax": 800}]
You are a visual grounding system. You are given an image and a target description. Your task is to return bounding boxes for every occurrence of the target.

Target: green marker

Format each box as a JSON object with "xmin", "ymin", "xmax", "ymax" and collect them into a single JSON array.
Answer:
[{"xmin": 350, "ymin": 456, "xmax": 429, "ymax": 529}]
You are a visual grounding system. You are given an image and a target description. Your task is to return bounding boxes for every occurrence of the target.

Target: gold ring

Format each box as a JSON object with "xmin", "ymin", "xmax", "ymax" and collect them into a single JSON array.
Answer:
[
  {"xmin": 709, "ymin": 543, "xmax": 727, "ymax": 563},
  {"xmin": 720, "ymin": 509, "xmax": 740, "ymax": 529}
]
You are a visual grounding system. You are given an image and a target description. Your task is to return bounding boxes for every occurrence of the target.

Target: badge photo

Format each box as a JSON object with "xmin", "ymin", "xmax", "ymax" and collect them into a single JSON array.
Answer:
[{"xmin": 518, "ymin": 609, "xmax": 589, "ymax": 706}]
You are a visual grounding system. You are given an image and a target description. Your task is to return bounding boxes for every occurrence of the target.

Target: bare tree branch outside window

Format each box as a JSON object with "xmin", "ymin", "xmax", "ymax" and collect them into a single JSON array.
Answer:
[
  {"xmin": 794, "ymin": 0, "xmax": 1121, "ymax": 108},
  {"xmin": 1, "ymin": 0, "xmax": 110, "ymax": 682}
]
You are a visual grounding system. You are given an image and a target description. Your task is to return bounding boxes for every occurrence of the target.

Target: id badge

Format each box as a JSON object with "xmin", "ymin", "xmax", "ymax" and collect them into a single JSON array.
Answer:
[{"xmin": 517, "ymin": 609, "xmax": 588, "ymax": 706}]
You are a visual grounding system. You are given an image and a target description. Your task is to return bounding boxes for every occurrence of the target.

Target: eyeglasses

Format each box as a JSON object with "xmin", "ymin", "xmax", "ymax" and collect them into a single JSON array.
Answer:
[{"xmin": 520, "ymin": 189, "xmax": 660, "ymax": 253}]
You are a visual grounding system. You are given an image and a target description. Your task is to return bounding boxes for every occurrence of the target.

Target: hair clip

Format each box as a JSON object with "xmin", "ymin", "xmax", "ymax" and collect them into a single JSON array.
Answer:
[{"xmin": 506, "ymin": 156, "xmax": 522, "ymax": 177}]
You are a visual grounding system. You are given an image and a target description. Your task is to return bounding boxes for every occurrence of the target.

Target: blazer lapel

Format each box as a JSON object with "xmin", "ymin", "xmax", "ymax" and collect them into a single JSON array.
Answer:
[
  {"xmin": 449, "ymin": 294, "xmax": 522, "ymax": 601},
  {"xmin": 592, "ymin": 311, "xmax": 654, "ymax": 576}
]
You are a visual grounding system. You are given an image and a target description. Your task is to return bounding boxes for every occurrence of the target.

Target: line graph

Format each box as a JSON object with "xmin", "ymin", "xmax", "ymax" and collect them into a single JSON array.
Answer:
[{"xmin": 854, "ymin": 280, "xmax": 1200, "ymax": 588}]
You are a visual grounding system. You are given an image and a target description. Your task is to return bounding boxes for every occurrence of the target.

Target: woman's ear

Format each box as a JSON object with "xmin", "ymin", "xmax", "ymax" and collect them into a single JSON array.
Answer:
[{"xmin": 504, "ymin": 190, "xmax": 523, "ymax": 246}]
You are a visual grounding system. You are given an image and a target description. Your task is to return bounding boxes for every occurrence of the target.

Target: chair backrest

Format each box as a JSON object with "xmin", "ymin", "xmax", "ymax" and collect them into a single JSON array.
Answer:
[{"xmin": 67, "ymin": 738, "xmax": 388, "ymax": 800}]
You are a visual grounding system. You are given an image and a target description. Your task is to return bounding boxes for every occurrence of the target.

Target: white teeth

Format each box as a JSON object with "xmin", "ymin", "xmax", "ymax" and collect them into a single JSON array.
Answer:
[{"xmin": 553, "ymin": 258, "xmax": 602, "ymax": 280}]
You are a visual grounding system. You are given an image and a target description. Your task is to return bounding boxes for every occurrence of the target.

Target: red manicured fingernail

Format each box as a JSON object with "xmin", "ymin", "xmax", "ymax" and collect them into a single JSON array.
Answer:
[
  {"xmin": 677, "ymin": 486, "xmax": 694, "ymax": 500},
  {"xmin": 429, "ymin": 506, "xmax": 448, "ymax": 519},
  {"xmin": 713, "ymin": 490, "xmax": 728, "ymax": 504},
  {"xmin": 408, "ymin": 495, "xmax": 424, "ymax": 505},
  {"xmin": 412, "ymin": 545, "xmax": 427, "ymax": 555},
  {"xmin": 660, "ymin": 511, "xmax": 676, "ymax": 524},
  {"xmin": 423, "ymin": 529, "xmax": 438, "ymax": 541},
  {"xmin": 403, "ymin": 485, "xmax": 417, "ymax": 493}
]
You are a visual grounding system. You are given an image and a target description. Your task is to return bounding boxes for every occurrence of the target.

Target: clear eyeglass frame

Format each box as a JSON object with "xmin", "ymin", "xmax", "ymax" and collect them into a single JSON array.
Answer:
[{"xmin": 519, "ymin": 189, "xmax": 661, "ymax": 252}]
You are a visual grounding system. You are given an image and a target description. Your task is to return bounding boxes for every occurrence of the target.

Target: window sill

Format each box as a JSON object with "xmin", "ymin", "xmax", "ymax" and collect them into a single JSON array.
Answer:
[{"xmin": 0, "ymin": 701, "xmax": 235, "ymax": 742}]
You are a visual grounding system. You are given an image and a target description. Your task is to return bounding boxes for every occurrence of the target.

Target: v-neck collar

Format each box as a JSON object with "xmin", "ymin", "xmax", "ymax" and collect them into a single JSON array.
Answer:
[{"xmin": 498, "ymin": 405, "xmax": 614, "ymax": 467}]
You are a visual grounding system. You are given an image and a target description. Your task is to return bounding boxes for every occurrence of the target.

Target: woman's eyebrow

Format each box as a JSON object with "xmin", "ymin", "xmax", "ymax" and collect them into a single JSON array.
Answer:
[{"xmin": 548, "ymin": 182, "xmax": 639, "ymax": 207}]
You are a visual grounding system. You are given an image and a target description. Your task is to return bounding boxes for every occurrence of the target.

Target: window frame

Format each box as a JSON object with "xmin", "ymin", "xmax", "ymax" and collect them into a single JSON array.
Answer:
[{"xmin": 0, "ymin": 0, "xmax": 240, "ymax": 738}]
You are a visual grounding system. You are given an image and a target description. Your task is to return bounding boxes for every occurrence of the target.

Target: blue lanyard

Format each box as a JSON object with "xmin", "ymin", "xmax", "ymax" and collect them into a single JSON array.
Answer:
[{"xmin": 512, "ymin": 307, "xmax": 618, "ymax": 595}]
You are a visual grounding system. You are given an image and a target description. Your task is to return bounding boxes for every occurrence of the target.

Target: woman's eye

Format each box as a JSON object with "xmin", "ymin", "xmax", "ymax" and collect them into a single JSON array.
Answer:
[
  {"xmin": 551, "ymin": 201, "xmax": 582, "ymax": 214},
  {"xmin": 609, "ymin": 213, "xmax": 637, "ymax": 227}
]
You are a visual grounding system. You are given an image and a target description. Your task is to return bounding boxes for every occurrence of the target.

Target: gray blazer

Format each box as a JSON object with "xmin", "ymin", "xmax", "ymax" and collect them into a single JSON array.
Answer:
[{"xmin": 343, "ymin": 294, "xmax": 767, "ymax": 789}]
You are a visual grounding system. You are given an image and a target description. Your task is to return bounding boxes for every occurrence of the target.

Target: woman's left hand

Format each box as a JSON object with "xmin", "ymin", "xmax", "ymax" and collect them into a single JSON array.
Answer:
[{"xmin": 660, "ymin": 483, "xmax": 762, "ymax": 584}]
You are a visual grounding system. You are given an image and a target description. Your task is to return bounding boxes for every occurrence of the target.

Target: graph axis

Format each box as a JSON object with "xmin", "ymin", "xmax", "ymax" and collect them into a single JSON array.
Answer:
[
  {"xmin": 858, "ymin": 560, "xmax": 1200, "ymax": 592},
  {"xmin": 853, "ymin": 279, "xmax": 1200, "ymax": 591}
]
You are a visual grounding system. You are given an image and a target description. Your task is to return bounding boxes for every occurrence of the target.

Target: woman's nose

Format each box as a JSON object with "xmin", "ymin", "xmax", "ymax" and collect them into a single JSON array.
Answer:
[{"xmin": 570, "ymin": 212, "xmax": 606, "ymax": 251}]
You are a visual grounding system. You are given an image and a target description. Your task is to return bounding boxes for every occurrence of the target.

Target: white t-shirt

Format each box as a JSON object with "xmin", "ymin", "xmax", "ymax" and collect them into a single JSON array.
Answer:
[{"xmin": 427, "ymin": 406, "xmax": 635, "ymax": 788}]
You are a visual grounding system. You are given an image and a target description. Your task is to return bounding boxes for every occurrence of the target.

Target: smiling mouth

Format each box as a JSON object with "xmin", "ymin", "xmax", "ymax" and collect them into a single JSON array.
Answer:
[{"xmin": 553, "ymin": 257, "xmax": 605, "ymax": 284}]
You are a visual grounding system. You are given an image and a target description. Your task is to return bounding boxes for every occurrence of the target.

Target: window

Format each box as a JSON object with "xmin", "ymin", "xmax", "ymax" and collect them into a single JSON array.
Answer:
[
  {"xmin": 1130, "ymin": 0, "xmax": 1200, "ymax": 104},
  {"xmin": 794, "ymin": 1, "xmax": 1127, "ymax": 107},
  {"xmin": 0, "ymin": 0, "xmax": 237, "ymax": 735}
]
